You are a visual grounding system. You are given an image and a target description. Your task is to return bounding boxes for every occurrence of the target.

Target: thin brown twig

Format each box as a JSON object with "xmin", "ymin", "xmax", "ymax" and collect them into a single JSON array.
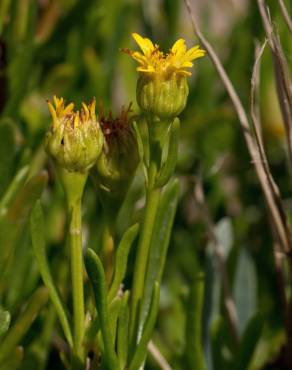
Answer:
[
  {"xmin": 250, "ymin": 38, "xmax": 288, "ymax": 327},
  {"xmin": 148, "ymin": 341, "xmax": 173, "ymax": 370},
  {"xmin": 278, "ymin": 0, "xmax": 292, "ymax": 34},
  {"xmin": 183, "ymin": 0, "xmax": 292, "ymax": 256},
  {"xmin": 250, "ymin": 41, "xmax": 282, "ymax": 205},
  {"xmin": 257, "ymin": 0, "xmax": 292, "ymax": 170},
  {"xmin": 194, "ymin": 177, "xmax": 239, "ymax": 345}
]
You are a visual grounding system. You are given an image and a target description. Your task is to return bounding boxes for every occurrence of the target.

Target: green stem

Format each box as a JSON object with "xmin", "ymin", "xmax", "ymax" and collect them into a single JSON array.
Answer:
[
  {"xmin": 102, "ymin": 222, "xmax": 115, "ymax": 285},
  {"xmin": 58, "ymin": 168, "xmax": 87, "ymax": 364},
  {"xmin": 69, "ymin": 198, "xmax": 85, "ymax": 360},
  {"xmin": 130, "ymin": 162, "xmax": 160, "ymax": 343},
  {"xmin": 130, "ymin": 116, "xmax": 169, "ymax": 345}
]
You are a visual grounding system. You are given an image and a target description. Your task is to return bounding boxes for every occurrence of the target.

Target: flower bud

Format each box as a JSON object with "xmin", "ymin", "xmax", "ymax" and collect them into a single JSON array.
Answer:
[
  {"xmin": 95, "ymin": 103, "xmax": 139, "ymax": 196},
  {"xmin": 45, "ymin": 96, "xmax": 103, "ymax": 173}
]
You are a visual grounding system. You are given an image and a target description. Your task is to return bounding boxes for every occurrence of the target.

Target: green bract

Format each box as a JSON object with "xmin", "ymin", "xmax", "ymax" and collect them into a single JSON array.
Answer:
[{"xmin": 137, "ymin": 74, "xmax": 189, "ymax": 120}]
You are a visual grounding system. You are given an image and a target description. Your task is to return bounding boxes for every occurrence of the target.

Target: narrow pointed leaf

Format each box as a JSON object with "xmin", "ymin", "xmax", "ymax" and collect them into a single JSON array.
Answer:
[
  {"xmin": 0, "ymin": 287, "xmax": 48, "ymax": 364},
  {"xmin": 129, "ymin": 282, "xmax": 160, "ymax": 370},
  {"xmin": 108, "ymin": 223, "xmax": 139, "ymax": 303},
  {"xmin": 232, "ymin": 313, "xmax": 264, "ymax": 370},
  {"xmin": 184, "ymin": 272, "xmax": 206, "ymax": 370},
  {"xmin": 117, "ymin": 291, "xmax": 130, "ymax": 370},
  {"xmin": 0, "ymin": 171, "xmax": 48, "ymax": 272},
  {"xmin": 139, "ymin": 179, "xmax": 179, "ymax": 334},
  {"xmin": 30, "ymin": 200, "xmax": 73, "ymax": 347},
  {"xmin": 155, "ymin": 118, "xmax": 180, "ymax": 188},
  {"xmin": 0, "ymin": 166, "xmax": 29, "ymax": 216},
  {"xmin": 85, "ymin": 249, "xmax": 119, "ymax": 370}
]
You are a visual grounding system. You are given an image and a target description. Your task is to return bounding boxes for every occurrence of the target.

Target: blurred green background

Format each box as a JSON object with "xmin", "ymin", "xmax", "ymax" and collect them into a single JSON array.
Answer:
[{"xmin": 0, "ymin": 0, "xmax": 292, "ymax": 369}]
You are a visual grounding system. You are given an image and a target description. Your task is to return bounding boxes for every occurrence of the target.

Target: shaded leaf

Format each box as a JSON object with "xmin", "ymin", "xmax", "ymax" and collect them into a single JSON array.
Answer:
[{"xmin": 30, "ymin": 200, "xmax": 73, "ymax": 347}]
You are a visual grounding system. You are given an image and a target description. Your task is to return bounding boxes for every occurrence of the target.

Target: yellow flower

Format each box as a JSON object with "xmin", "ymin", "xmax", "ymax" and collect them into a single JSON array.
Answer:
[
  {"xmin": 123, "ymin": 33, "xmax": 205, "ymax": 121},
  {"xmin": 45, "ymin": 96, "xmax": 103, "ymax": 172},
  {"xmin": 124, "ymin": 33, "xmax": 205, "ymax": 77}
]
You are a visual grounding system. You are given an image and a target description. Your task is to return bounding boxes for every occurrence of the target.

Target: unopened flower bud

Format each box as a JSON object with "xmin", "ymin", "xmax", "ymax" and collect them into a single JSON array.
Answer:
[
  {"xmin": 45, "ymin": 96, "xmax": 103, "ymax": 173},
  {"xmin": 95, "ymin": 103, "xmax": 139, "ymax": 196}
]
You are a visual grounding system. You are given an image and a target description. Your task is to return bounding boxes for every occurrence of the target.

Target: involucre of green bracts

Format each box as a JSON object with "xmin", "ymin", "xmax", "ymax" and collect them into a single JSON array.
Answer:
[
  {"xmin": 45, "ymin": 122, "xmax": 103, "ymax": 173},
  {"xmin": 137, "ymin": 74, "xmax": 189, "ymax": 120}
]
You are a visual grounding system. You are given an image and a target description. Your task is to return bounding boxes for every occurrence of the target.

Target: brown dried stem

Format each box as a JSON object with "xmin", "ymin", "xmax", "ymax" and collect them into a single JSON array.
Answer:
[
  {"xmin": 257, "ymin": 0, "xmax": 292, "ymax": 170},
  {"xmin": 148, "ymin": 341, "xmax": 173, "ymax": 370},
  {"xmin": 183, "ymin": 0, "xmax": 292, "ymax": 256},
  {"xmin": 278, "ymin": 0, "xmax": 292, "ymax": 35},
  {"xmin": 250, "ymin": 39, "xmax": 288, "ymax": 327}
]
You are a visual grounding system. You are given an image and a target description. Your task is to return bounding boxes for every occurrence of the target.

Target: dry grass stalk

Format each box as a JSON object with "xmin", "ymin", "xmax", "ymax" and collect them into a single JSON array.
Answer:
[
  {"xmin": 183, "ymin": 0, "xmax": 292, "ymax": 256},
  {"xmin": 278, "ymin": 0, "xmax": 292, "ymax": 34},
  {"xmin": 257, "ymin": 0, "xmax": 292, "ymax": 169}
]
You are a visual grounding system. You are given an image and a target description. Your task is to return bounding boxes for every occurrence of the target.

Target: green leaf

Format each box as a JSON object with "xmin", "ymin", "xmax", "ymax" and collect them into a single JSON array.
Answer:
[
  {"xmin": 233, "ymin": 249, "xmax": 257, "ymax": 335},
  {"xmin": 108, "ymin": 296, "xmax": 122, "ymax": 345},
  {"xmin": 0, "ymin": 287, "xmax": 48, "ymax": 364},
  {"xmin": 0, "ymin": 347, "xmax": 23, "ymax": 370},
  {"xmin": 133, "ymin": 120, "xmax": 148, "ymax": 182},
  {"xmin": 128, "ymin": 282, "xmax": 160, "ymax": 370},
  {"xmin": 155, "ymin": 118, "xmax": 180, "ymax": 188},
  {"xmin": 0, "ymin": 308, "xmax": 10, "ymax": 339},
  {"xmin": 184, "ymin": 272, "xmax": 206, "ymax": 370},
  {"xmin": 0, "ymin": 0, "xmax": 11, "ymax": 35},
  {"xmin": 0, "ymin": 171, "xmax": 48, "ymax": 273},
  {"xmin": 108, "ymin": 223, "xmax": 139, "ymax": 303},
  {"xmin": 232, "ymin": 313, "xmax": 264, "ymax": 370},
  {"xmin": 117, "ymin": 291, "xmax": 129, "ymax": 370},
  {"xmin": 138, "ymin": 179, "xmax": 179, "ymax": 336},
  {"xmin": 210, "ymin": 317, "xmax": 231, "ymax": 370},
  {"xmin": 85, "ymin": 248, "xmax": 119, "ymax": 370},
  {"xmin": 30, "ymin": 200, "xmax": 73, "ymax": 347},
  {"xmin": 0, "ymin": 166, "xmax": 29, "ymax": 216},
  {"xmin": 0, "ymin": 120, "xmax": 16, "ymax": 198}
]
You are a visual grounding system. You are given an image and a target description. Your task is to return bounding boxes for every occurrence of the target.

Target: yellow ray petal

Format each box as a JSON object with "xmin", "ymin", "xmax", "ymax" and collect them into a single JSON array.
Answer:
[
  {"xmin": 171, "ymin": 38, "xmax": 186, "ymax": 54},
  {"xmin": 137, "ymin": 66, "xmax": 155, "ymax": 73},
  {"xmin": 132, "ymin": 33, "xmax": 155, "ymax": 56},
  {"xmin": 185, "ymin": 46, "xmax": 205, "ymax": 61}
]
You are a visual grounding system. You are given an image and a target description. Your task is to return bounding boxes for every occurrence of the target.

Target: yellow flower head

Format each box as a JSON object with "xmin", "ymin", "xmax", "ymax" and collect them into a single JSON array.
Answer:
[
  {"xmin": 47, "ymin": 96, "xmax": 97, "ymax": 130},
  {"xmin": 124, "ymin": 33, "xmax": 205, "ymax": 77},
  {"xmin": 45, "ymin": 96, "xmax": 103, "ymax": 172}
]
